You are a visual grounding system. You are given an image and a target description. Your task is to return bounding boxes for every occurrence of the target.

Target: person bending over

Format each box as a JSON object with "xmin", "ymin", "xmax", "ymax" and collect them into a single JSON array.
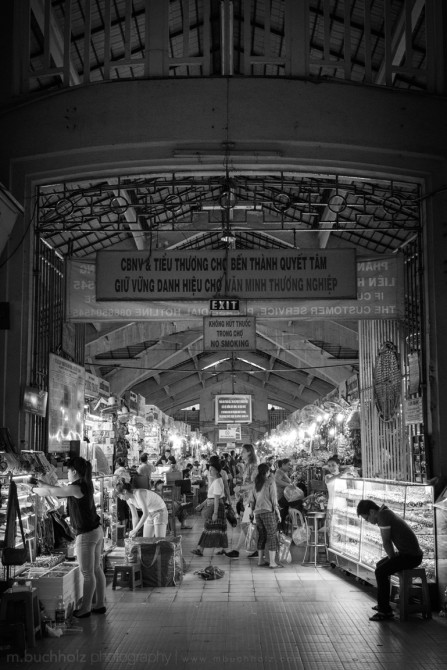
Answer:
[{"xmin": 115, "ymin": 481, "xmax": 168, "ymax": 538}]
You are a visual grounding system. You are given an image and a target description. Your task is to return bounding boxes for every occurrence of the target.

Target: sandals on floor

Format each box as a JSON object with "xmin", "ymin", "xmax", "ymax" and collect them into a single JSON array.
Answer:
[
  {"xmin": 191, "ymin": 549, "xmax": 203, "ymax": 556},
  {"xmin": 269, "ymin": 563, "xmax": 284, "ymax": 569},
  {"xmin": 369, "ymin": 611, "xmax": 394, "ymax": 621}
]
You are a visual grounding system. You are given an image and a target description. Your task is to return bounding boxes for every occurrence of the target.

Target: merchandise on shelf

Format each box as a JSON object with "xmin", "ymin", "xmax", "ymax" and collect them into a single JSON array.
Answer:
[{"xmin": 328, "ymin": 477, "xmax": 436, "ymax": 583}]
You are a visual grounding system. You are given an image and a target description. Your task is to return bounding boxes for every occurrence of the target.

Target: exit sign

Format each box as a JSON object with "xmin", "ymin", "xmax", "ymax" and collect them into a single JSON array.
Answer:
[{"xmin": 209, "ymin": 299, "xmax": 240, "ymax": 311}]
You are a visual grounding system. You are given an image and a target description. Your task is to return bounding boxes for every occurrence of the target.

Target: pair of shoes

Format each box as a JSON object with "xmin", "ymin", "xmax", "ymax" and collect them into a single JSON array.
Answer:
[
  {"xmin": 180, "ymin": 526, "xmax": 193, "ymax": 529},
  {"xmin": 247, "ymin": 551, "xmax": 258, "ymax": 558},
  {"xmin": 369, "ymin": 611, "xmax": 394, "ymax": 621},
  {"xmin": 73, "ymin": 610, "xmax": 91, "ymax": 618},
  {"xmin": 191, "ymin": 549, "xmax": 203, "ymax": 556},
  {"xmin": 371, "ymin": 605, "xmax": 393, "ymax": 613},
  {"xmin": 225, "ymin": 550, "xmax": 240, "ymax": 559},
  {"xmin": 258, "ymin": 562, "xmax": 270, "ymax": 567},
  {"xmin": 92, "ymin": 607, "xmax": 107, "ymax": 614},
  {"xmin": 269, "ymin": 563, "xmax": 284, "ymax": 569}
]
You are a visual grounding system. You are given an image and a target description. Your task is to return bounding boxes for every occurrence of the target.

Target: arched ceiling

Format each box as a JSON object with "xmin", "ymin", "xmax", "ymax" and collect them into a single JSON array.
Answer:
[
  {"xmin": 36, "ymin": 168, "xmax": 420, "ymax": 441},
  {"xmin": 26, "ymin": 1, "xmax": 426, "ymax": 438}
]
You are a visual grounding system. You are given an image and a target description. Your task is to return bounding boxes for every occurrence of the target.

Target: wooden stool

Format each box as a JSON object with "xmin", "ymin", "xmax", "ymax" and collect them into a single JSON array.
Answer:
[
  {"xmin": 112, "ymin": 562, "xmax": 142, "ymax": 590},
  {"xmin": 0, "ymin": 587, "xmax": 41, "ymax": 647},
  {"xmin": 397, "ymin": 568, "xmax": 431, "ymax": 621}
]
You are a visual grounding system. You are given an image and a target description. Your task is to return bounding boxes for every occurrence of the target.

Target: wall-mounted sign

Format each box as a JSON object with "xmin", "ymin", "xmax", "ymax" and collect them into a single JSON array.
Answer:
[
  {"xmin": 66, "ymin": 255, "xmax": 402, "ymax": 322},
  {"xmin": 85, "ymin": 372, "xmax": 100, "ymax": 399},
  {"xmin": 215, "ymin": 395, "xmax": 252, "ymax": 424},
  {"xmin": 203, "ymin": 316, "xmax": 256, "ymax": 352},
  {"xmin": 48, "ymin": 354, "xmax": 85, "ymax": 453},
  {"xmin": 96, "ymin": 249, "xmax": 357, "ymax": 301},
  {"xmin": 23, "ymin": 387, "xmax": 48, "ymax": 417},
  {"xmin": 210, "ymin": 299, "xmax": 240, "ymax": 311}
]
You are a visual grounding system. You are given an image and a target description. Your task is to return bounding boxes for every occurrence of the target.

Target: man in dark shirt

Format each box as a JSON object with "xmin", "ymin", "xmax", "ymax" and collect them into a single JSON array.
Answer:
[{"xmin": 357, "ymin": 499, "xmax": 423, "ymax": 621}]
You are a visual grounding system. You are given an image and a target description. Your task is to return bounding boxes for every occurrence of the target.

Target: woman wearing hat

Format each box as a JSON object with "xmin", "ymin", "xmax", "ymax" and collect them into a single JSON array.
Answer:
[{"xmin": 191, "ymin": 455, "xmax": 228, "ymax": 556}]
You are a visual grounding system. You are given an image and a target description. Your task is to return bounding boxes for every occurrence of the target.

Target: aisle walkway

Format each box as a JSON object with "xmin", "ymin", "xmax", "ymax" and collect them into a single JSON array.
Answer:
[{"xmin": 4, "ymin": 515, "xmax": 446, "ymax": 670}]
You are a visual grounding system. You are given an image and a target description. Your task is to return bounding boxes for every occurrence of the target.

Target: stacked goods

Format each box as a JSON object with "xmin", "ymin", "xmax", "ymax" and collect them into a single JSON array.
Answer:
[{"xmin": 36, "ymin": 562, "xmax": 81, "ymax": 618}]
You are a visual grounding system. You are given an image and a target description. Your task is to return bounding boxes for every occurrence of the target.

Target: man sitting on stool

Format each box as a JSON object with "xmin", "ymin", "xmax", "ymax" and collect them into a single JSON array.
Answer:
[{"xmin": 356, "ymin": 499, "xmax": 423, "ymax": 621}]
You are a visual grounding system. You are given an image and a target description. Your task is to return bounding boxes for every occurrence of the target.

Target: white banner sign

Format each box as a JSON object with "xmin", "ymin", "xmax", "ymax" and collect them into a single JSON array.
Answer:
[
  {"xmin": 66, "ymin": 256, "xmax": 403, "ymax": 321},
  {"xmin": 96, "ymin": 249, "xmax": 357, "ymax": 301},
  {"xmin": 203, "ymin": 316, "xmax": 256, "ymax": 351},
  {"xmin": 215, "ymin": 395, "xmax": 252, "ymax": 424}
]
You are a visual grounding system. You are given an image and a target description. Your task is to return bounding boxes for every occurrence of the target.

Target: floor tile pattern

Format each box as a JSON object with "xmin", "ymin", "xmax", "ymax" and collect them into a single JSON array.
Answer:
[{"xmin": 2, "ymin": 515, "xmax": 446, "ymax": 669}]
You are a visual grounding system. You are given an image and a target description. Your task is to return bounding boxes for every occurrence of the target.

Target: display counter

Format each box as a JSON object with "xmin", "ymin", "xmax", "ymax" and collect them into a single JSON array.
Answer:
[{"xmin": 327, "ymin": 477, "xmax": 436, "ymax": 585}]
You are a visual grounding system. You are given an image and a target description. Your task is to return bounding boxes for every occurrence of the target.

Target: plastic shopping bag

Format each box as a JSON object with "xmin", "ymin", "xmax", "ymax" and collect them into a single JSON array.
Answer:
[{"xmin": 245, "ymin": 522, "xmax": 258, "ymax": 552}]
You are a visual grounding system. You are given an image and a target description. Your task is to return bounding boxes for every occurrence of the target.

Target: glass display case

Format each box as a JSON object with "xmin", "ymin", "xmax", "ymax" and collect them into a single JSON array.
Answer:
[
  {"xmin": 0, "ymin": 473, "xmax": 37, "ymax": 566},
  {"xmin": 328, "ymin": 478, "xmax": 436, "ymax": 584}
]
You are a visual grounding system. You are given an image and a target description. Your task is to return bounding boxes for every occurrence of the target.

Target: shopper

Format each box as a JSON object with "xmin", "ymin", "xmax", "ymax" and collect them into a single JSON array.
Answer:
[
  {"xmin": 248, "ymin": 463, "xmax": 282, "ymax": 569},
  {"xmin": 154, "ymin": 479, "xmax": 192, "ymax": 530},
  {"xmin": 33, "ymin": 456, "xmax": 106, "ymax": 618},
  {"xmin": 137, "ymin": 453, "xmax": 154, "ymax": 481},
  {"xmin": 225, "ymin": 443, "xmax": 258, "ymax": 559},
  {"xmin": 113, "ymin": 457, "xmax": 131, "ymax": 527},
  {"xmin": 356, "ymin": 499, "xmax": 423, "ymax": 621},
  {"xmin": 115, "ymin": 480, "xmax": 168, "ymax": 538},
  {"xmin": 274, "ymin": 458, "xmax": 293, "ymax": 530},
  {"xmin": 191, "ymin": 455, "xmax": 228, "ymax": 556}
]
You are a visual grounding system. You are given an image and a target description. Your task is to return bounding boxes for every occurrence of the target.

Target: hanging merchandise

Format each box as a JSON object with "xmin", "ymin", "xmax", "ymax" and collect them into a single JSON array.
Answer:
[{"xmin": 1, "ymin": 479, "xmax": 28, "ymax": 566}]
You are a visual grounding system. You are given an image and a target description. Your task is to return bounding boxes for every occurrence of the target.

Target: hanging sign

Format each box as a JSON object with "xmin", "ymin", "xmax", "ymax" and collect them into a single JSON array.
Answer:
[
  {"xmin": 66, "ymin": 256, "xmax": 402, "ymax": 321},
  {"xmin": 96, "ymin": 249, "xmax": 357, "ymax": 301},
  {"xmin": 215, "ymin": 395, "xmax": 252, "ymax": 424},
  {"xmin": 203, "ymin": 316, "xmax": 256, "ymax": 351}
]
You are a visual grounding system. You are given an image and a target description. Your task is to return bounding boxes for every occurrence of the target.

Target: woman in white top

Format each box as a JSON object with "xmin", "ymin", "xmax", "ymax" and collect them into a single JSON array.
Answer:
[
  {"xmin": 115, "ymin": 481, "xmax": 168, "ymax": 538},
  {"xmin": 191, "ymin": 455, "xmax": 228, "ymax": 556}
]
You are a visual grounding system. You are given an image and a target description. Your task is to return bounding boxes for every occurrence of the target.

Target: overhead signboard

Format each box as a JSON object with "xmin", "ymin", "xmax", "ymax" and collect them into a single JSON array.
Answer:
[
  {"xmin": 215, "ymin": 395, "xmax": 252, "ymax": 424},
  {"xmin": 66, "ymin": 256, "xmax": 403, "ymax": 322},
  {"xmin": 203, "ymin": 316, "xmax": 256, "ymax": 352},
  {"xmin": 96, "ymin": 249, "xmax": 357, "ymax": 301}
]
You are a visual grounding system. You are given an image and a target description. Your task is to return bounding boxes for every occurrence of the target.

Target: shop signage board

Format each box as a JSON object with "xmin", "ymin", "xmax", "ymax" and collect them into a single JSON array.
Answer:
[
  {"xmin": 66, "ymin": 256, "xmax": 403, "ymax": 321},
  {"xmin": 203, "ymin": 316, "xmax": 256, "ymax": 351},
  {"xmin": 48, "ymin": 354, "xmax": 85, "ymax": 453},
  {"xmin": 85, "ymin": 372, "xmax": 100, "ymax": 398},
  {"xmin": 215, "ymin": 395, "xmax": 252, "ymax": 424},
  {"xmin": 96, "ymin": 249, "xmax": 357, "ymax": 300},
  {"xmin": 405, "ymin": 397, "xmax": 424, "ymax": 425}
]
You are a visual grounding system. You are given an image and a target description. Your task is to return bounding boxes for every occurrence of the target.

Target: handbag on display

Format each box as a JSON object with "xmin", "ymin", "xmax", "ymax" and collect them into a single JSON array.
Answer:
[
  {"xmin": 244, "ymin": 522, "xmax": 258, "ymax": 552},
  {"xmin": 2, "ymin": 480, "xmax": 29, "ymax": 566}
]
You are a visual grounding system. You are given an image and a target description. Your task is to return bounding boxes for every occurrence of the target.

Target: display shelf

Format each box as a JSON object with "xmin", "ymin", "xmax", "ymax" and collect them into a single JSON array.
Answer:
[{"xmin": 328, "ymin": 478, "xmax": 436, "ymax": 584}]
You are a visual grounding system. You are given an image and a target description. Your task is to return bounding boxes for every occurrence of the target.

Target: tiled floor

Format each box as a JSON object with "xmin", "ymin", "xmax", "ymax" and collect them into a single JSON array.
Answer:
[{"xmin": 3, "ymin": 516, "xmax": 447, "ymax": 669}]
